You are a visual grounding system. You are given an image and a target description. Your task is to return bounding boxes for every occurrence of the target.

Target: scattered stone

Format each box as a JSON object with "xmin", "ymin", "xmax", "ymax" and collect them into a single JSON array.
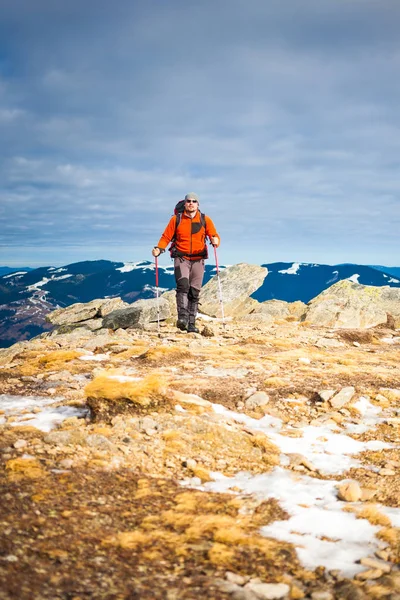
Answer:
[
  {"xmin": 311, "ymin": 592, "xmax": 334, "ymax": 600},
  {"xmin": 337, "ymin": 480, "xmax": 362, "ymax": 502},
  {"xmin": 360, "ymin": 487, "xmax": 377, "ymax": 502},
  {"xmin": 375, "ymin": 549, "xmax": 390, "ymax": 561},
  {"xmin": 353, "ymin": 341, "xmax": 361, "ymax": 347},
  {"xmin": 360, "ymin": 557, "xmax": 391, "ymax": 573},
  {"xmin": 288, "ymin": 453, "xmax": 317, "ymax": 472},
  {"xmin": 201, "ymin": 325, "xmax": 214, "ymax": 337},
  {"xmin": 13, "ymin": 439, "xmax": 28, "ymax": 449},
  {"xmin": 244, "ymin": 582, "xmax": 290, "ymax": 599},
  {"xmin": 290, "ymin": 584, "xmax": 305, "ymax": 599},
  {"xmin": 315, "ymin": 338, "xmax": 344, "ymax": 348},
  {"xmin": 44, "ymin": 430, "xmax": 86, "ymax": 446},
  {"xmin": 226, "ymin": 572, "xmax": 247, "ymax": 586},
  {"xmin": 298, "ymin": 357, "xmax": 311, "ymax": 364},
  {"xmin": 318, "ymin": 390, "xmax": 336, "ymax": 402},
  {"xmin": 85, "ymin": 434, "xmax": 113, "ymax": 450},
  {"xmin": 59, "ymin": 459, "xmax": 74, "ymax": 469},
  {"xmin": 183, "ymin": 458, "xmax": 197, "ymax": 470},
  {"xmin": 379, "ymin": 468, "xmax": 395, "ymax": 476},
  {"xmin": 355, "ymin": 569, "xmax": 383, "ymax": 581},
  {"xmin": 245, "ymin": 391, "xmax": 270, "ymax": 410},
  {"xmin": 329, "ymin": 387, "xmax": 355, "ymax": 409}
]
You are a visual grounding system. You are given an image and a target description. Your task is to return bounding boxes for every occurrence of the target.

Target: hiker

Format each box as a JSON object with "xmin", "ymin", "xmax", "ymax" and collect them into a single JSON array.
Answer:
[{"xmin": 152, "ymin": 193, "xmax": 220, "ymax": 333}]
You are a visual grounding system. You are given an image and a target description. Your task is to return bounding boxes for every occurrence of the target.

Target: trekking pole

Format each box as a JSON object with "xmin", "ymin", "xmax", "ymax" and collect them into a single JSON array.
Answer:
[
  {"xmin": 155, "ymin": 255, "xmax": 161, "ymax": 338},
  {"xmin": 213, "ymin": 245, "xmax": 226, "ymax": 329}
]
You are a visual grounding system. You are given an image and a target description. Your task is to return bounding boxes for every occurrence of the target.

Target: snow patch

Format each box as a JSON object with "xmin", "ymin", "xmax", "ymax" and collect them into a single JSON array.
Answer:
[
  {"xmin": 180, "ymin": 397, "xmax": 395, "ymax": 577},
  {"xmin": 326, "ymin": 270, "xmax": 339, "ymax": 285},
  {"xmin": 347, "ymin": 274, "xmax": 360, "ymax": 283},
  {"xmin": 278, "ymin": 263, "xmax": 300, "ymax": 275},
  {"xmin": 79, "ymin": 353, "xmax": 110, "ymax": 361},
  {"xmin": 388, "ymin": 277, "xmax": 400, "ymax": 283},
  {"xmin": 27, "ymin": 273, "xmax": 72, "ymax": 291},
  {"xmin": 3, "ymin": 271, "xmax": 27, "ymax": 279},
  {"xmin": 143, "ymin": 284, "xmax": 169, "ymax": 294},
  {"xmin": 0, "ymin": 394, "xmax": 88, "ymax": 432}
]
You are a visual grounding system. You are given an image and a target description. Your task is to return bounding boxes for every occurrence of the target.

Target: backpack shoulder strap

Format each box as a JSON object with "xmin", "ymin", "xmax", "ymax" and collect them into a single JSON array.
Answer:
[{"xmin": 200, "ymin": 212, "xmax": 206, "ymax": 228}]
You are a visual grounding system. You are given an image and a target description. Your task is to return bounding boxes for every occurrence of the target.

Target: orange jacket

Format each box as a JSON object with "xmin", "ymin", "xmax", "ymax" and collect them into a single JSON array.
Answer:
[{"xmin": 157, "ymin": 211, "xmax": 220, "ymax": 260}]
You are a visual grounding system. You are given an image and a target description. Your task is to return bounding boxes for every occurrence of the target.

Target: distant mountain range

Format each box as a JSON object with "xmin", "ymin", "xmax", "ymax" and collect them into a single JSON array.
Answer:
[
  {"xmin": 0, "ymin": 266, "xmax": 33, "ymax": 277},
  {"xmin": 1, "ymin": 260, "xmax": 399, "ymax": 348}
]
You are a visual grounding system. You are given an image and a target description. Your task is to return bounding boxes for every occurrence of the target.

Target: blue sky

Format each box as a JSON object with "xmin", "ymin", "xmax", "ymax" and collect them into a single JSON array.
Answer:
[{"xmin": 1, "ymin": 0, "xmax": 400, "ymax": 267}]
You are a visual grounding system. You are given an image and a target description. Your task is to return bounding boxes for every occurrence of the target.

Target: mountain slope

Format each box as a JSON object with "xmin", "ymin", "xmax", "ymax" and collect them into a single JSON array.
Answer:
[{"xmin": 1, "ymin": 259, "xmax": 400, "ymax": 348}]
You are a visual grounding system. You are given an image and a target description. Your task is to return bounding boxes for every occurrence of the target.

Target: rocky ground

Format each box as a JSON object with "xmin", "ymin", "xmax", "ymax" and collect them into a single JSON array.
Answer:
[{"xmin": 1, "ymin": 315, "xmax": 400, "ymax": 599}]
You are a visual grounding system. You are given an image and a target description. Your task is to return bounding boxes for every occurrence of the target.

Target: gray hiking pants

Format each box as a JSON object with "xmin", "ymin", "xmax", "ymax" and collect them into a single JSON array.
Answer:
[{"xmin": 174, "ymin": 257, "xmax": 205, "ymax": 325}]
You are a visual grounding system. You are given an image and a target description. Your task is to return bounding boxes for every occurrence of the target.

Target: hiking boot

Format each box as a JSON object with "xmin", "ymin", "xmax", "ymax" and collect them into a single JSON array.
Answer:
[
  {"xmin": 187, "ymin": 323, "xmax": 199, "ymax": 333},
  {"xmin": 176, "ymin": 319, "xmax": 188, "ymax": 331}
]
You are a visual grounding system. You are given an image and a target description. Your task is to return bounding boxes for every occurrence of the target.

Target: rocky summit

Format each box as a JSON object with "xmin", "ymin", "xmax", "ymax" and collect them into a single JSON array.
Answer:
[{"xmin": 1, "ymin": 268, "xmax": 400, "ymax": 600}]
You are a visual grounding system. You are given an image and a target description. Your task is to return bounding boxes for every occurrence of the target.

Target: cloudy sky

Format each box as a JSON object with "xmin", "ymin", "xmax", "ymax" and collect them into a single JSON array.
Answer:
[{"xmin": 1, "ymin": 0, "xmax": 400, "ymax": 268}]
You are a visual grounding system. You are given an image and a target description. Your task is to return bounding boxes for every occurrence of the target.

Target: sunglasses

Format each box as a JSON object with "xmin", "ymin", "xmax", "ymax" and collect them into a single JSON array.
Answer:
[{"xmin": 185, "ymin": 199, "xmax": 198, "ymax": 203}]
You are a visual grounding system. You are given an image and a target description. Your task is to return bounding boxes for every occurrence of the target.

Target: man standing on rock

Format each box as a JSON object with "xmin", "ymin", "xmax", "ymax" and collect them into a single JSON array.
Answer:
[{"xmin": 152, "ymin": 193, "xmax": 220, "ymax": 333}]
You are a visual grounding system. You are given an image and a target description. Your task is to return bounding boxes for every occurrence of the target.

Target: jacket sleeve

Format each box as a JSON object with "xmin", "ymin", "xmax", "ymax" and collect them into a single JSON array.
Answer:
[
  {"xmin": 156, "ymin": 216, "xmax": 177, "ymax": 250},
  {"xmin": 205, "ymin": 216, "xmax": 220, "ymax": 247}
]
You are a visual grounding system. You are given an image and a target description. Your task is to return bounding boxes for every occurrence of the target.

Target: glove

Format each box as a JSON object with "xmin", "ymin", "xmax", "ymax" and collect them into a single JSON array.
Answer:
[
  {"xmin": 152, "ymin": 247, "xmax": 161, "ymax": 257},
  {"xmin": 210, "ymin": 236, "xmax": 219, "ymax": 247}
]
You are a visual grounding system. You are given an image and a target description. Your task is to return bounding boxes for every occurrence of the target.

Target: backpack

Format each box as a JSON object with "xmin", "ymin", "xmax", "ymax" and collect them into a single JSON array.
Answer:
[{"xmin": 169, "ymin": 200, "xmax": 208, "ymax": 259}]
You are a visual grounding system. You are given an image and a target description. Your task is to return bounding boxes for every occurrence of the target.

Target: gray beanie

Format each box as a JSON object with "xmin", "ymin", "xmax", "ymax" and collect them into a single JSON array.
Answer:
[{"xmin": 185, "ymin": 192, "xmax": 199, "ymax": 202}]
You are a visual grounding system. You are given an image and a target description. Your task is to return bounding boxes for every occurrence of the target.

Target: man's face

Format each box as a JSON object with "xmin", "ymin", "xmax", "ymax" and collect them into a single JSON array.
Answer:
[{"xmin": 185, "ymin": 199, "xmax": 199, "ymax": 214}]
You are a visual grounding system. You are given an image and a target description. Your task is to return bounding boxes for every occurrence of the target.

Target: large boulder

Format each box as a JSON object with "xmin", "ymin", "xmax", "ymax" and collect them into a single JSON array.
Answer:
[
  {"xmin": 248, "ymin": 299, "xmax": 307, "ymax": 320},
  {"xmin": 304, "ymin": 280, "xmax": 400, "ymax": 328},
  {"xmin": 199, "ymin": 263, "xmax": 268, "ymax": 317},
  {"xmin": 102, "ymin": 297, "xmax": 170, "ymax": 330},
  {"xmin": 161, "ymin": 289, "xmax": 177, "ymax": 318},
  {"xmin": 47, "ymin": 298, "xmax": 128, "ymax": 326}
]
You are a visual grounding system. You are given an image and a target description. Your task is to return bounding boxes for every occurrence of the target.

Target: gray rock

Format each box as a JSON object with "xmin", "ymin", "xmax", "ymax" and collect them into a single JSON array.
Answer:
[
  {"xmin": 13, "ymin": 439, "xmax": 28, "ymax": 449},
  {"xmin": 200, "ymin": 263, "xmax": 268, "ymax": 317},
  {"xmin": 54, "ymin": 319, "xmax": 104, "ymax": 335},
  {"xmin": 0, "ymin": 341, "xmax": 31, "ymax": 367},
  {"xmin": 98, "ymin": 298, "xmax": 129, "ymax": 317},
  {"xmin": 304, "ymin": 280, "xmax": 400, "ymax": 329},
  {"xmin": 318, "ymin": 390, "xmax": 336, "ymax": 402},
  {"xmin": 245, "ymin": 392, "xmax": 270, "ymax": 409},
  {"xmin": 315, "ymin": 338, "xmax": 345, "ymax": 348},
  {"xmin": 47, "ymin": 298, "xmax": 128, "ymax": 326},
  {"xmin": 138, "ymin": 416, "xmax": 158, "ymax": 432},
  {"xmin": 329, "ymin": 387, "xmax": 355, "ymax": 409},
  {"xmin": 250, "ymin": 299, "xmax": 306, "ymax": 321},
  {"xmin": 102, "ymin": 298, "xmax": 170, "ymax": 330},
  {"xmin": 226, "ymin": 572, "xmax": 247, "ymax": 586},
  {"xmin": 251, "ymin": 299, "xmax": 291, "ymax": 318},
  {"xmin": 43, "ymin": 430, "xmax": 86, "ymax": 446},
  {"xmin": 161, "ymin": 289, "xmax": 177, "ymax": 318},
  {"xmin": 85, "ymin": 434, "xmax": 113, "ymax": 451},
  {"xmin": 238, "ymin": 313, "xmax": 274, "ymax": 324},
  {"xmin": 311, "ymin": 592, "xmax": 334, "ymax": 600},
  {"xmin": 244, "ymin": 582, "xmax": 290, "ymax": 599}
]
